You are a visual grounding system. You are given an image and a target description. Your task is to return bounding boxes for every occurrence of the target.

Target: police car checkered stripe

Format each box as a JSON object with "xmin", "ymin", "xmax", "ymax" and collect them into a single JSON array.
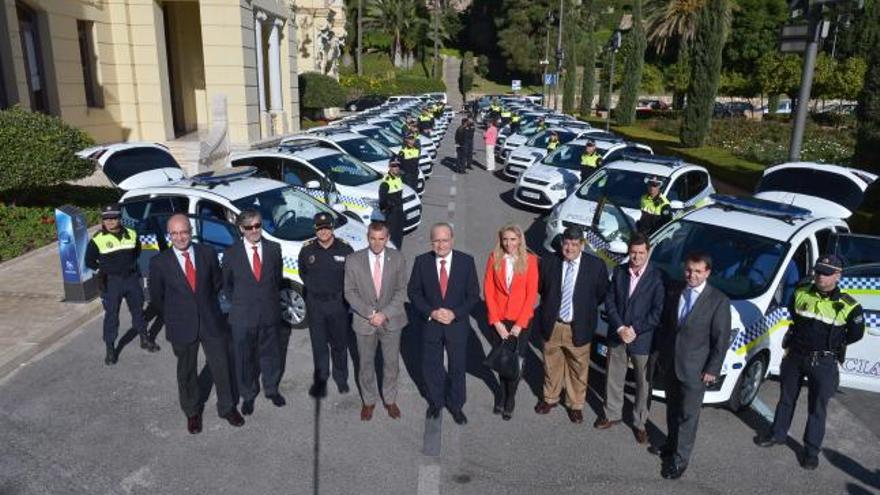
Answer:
[
  {"xmin": 732, "ymin": 307, "xmax": 791, "ymax": 354},
  {"xmin": 864, "ymin": 311, "xmax": 880, "ymax": 329},
  {"xmin": 839, "ymin": 277, "xmax": 880, "ymax": 291},
  {"xmin": 294, "ymin": 186, "xmax": 371, "ymax": 209},
  {"xmin": 583, "ymin": 229, "xmax": 627, "ymax": 264},
  {"xmin": 282, "ymin": 256, "xmax": 300, "ymax": 276}
]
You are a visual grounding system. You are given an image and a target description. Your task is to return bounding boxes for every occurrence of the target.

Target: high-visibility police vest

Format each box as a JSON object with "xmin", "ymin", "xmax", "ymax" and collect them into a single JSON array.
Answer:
[
  {"xmin": 94, "ymin": 227, "xmax": 138, "ymax": 255},
  {"xmin": 511, "ymin": 115, "xmax": 521, "ymax": 123},
  {"xmin": 419, "ymin": 114, "xmax": 432, "ymax": 122},
  {"xmin": 382, "ymin": 174, "xmax": 404, "ymax": 194},
  {"xmin": 401, "ymin": 147, "xmax": 420, "ymax": 160},
  {"xmin": 581, "ymin": 153, "xmax": 600, "ymax": 168},
  {"xmin": 501, "ymin": 110, "xmax": 512, "ymax": 118},
  {"xmin": 547, "ymin": 139, "xmax": 559, "ymax": 151},
  {"xmin": 640, "ymin": 193, "xmax": 670, "ymax": 215},
  {"xmin": 789, "ymin": 284, "xmax": 862, "ymax": 354}
]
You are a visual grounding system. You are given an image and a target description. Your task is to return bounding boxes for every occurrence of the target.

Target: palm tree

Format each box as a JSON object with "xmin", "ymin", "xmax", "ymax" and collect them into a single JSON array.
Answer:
[{"xmin": 365, "ymin": 0, "xmax": 428, "ymax": 68}]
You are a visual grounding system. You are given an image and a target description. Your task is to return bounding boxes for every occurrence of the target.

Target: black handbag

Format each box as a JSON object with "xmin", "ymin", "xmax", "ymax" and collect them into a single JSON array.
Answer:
[{"xmin": 484, "ymin": 337, "xmax": 521, "ymax": 381}]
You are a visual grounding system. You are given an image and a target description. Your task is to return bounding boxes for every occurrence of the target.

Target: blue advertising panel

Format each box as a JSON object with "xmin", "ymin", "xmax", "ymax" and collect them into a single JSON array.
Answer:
[{"xmin": 55, "ymin": 205, "xmax": 97, "ymax": 301}]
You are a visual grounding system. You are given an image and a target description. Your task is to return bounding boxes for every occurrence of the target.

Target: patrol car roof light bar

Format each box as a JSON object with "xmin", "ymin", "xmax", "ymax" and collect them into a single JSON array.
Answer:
[
  {"xmin": 619, "ymin": 153, "xmax": 682, "ymax": 167},
  {"xmin": 191, "ymin": 167, "xmax": 259, "ymax": 187},
  {"xmin": 709, "ymin": 194, "xmax": 813, "ymax": 222}
]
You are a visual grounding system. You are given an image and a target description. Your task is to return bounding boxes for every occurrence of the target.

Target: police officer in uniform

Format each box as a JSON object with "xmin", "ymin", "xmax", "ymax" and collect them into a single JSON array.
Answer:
[
  {"xmin": 379, "ymin": 158, "xmax": 405, "ymax": 248},
  {"xmin": 85, "ymin": 204, "xmax": 158, "ymax": 365},
  {"xmin": 418, "ymin": 109, "xmax": 434, "ymax": 136},
  {"xmin": 536, "ymin": 117, "xmax": 547, "ymax": 132},
  {"xmin": 398, "ymin": 135, "xmax": 421, "ymax": 192},
  {"xmin": 298, "ymin": 212, "xmax": 355, "ymax": 398},
  {"xmin": 579, "ymin": 140, "xmax": 601, "ymax": 182},
  {"xmin": 636, "ymin": 176, "xmax": 670, "ymax": 235},
  {"xmin": 510, "ymin": 112, "xmax": 521, "ymax": 133},
  {"xmin": 499, "ymin": 107, "xmax": 512, "ymax": 128},
  {"xmin": 546, "ymin": 131, "xmax": 560, "ymax": 152},
  {"xmin": 757, "ymin": 255, "xmax": 864, "ymax": 470}
]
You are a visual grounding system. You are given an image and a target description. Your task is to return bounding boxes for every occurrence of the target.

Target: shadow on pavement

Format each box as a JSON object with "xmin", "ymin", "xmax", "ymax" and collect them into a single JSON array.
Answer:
[
  {"xmin": 824, "ymin": 448, "xmax": 880, "ymax": 491},
  {"xmin": 400, "ymin": 304, "xmax": 427, "ymax": 399}
]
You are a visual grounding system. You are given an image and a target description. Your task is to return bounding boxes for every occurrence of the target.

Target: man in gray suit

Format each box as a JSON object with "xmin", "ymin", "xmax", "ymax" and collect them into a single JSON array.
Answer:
[
  {"xmin": 654, "ymin": 251, "xmax": 731, "ymax": 480},
  {"xmin": 344, "ymin": 222, "xmax": 409, "ymax": 421}
]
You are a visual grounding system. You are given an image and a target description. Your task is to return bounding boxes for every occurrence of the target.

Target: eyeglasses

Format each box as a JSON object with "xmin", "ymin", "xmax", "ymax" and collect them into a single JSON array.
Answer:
[{"xmin": 242, "ymin": 223, "xmax": 262, "ymax": 231}]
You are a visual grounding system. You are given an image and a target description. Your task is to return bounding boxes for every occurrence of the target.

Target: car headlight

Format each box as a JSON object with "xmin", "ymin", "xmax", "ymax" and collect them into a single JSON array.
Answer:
[{"xmin": 550, "ymin": 182, "xmax": 566, "ymax": 191}]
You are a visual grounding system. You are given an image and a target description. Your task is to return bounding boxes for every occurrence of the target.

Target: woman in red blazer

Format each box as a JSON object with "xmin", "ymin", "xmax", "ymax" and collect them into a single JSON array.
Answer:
[{"xmin": 483, "ymin": 223, "xmax": 539, "ymax": 420}]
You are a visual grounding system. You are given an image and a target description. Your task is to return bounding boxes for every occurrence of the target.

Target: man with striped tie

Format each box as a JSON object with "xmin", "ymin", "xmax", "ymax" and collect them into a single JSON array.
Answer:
[{"xmin": 535, "ymin": 226, "xmax": 609, "ymax": 424}]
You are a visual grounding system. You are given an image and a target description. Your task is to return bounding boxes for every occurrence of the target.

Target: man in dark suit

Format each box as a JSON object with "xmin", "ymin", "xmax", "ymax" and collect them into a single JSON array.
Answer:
[
  {"xmin": 595, "ymin": 232, "xmax": 665, "ymax": 444},
  {"xmin": 407, "ymin": 222, "xmax": 480, "ymax": 425},
  {"xmin": 535, "ymin": 226, "xmax": 609, "ymax": 424},
  {"xmin": 148, "ymin": 214, "xmax": 244, "ymax": 434},
  {"xmin": 222, "ymin": 209, "xmax": 286, "ymax": 417},
  {"xmin": 654, "ymin": 251, "xmax": 731, "ymax": 479}
]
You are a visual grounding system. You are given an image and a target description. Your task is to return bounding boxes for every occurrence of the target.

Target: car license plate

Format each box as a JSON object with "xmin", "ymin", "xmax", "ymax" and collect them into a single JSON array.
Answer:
[
  {"xmin": 596, "ymin": 343, "xmax": 608, "ymax": 357},
  {"xmin": 521, "ymin": 190, "xmax": 540, "ymax": 200},
  {"xmin": 406, "ymin": 210, "xmax": 419, "ymax": 220}
]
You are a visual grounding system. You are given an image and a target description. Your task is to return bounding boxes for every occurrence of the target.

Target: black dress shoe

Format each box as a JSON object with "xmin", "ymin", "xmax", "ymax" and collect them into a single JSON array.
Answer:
[
  {"xmin": 501, "ymin": 411, "xmax": 512, "ymax": 421},
  {"xmin": 649, "ymin": 444, "xmax": 674, "ymax": 458},
  {"xmin": 139, "ymin": 336, "xmax": 160, "ymax": 353},
  {"xmin": 187, "ymin": 414, "xmax": 202, "ymax": 434},
  {"xmin": 241, "ymin": 400, "xmax": 255, "ymax": 416},
  {"xmin": 450, "ymin": 409, "xmax": 468, "ymax": 425},
  {"xmin": 426, "ymin": 406, "xmax": 441, "ymax": 419},
  {"xmin": 662, "ymin": 463, "xmax": 687, "ymax": 480},
  {"xmin": 309, "ymin": 380, "xmax": 327, "ymax": 399},
  {"xmin": 755, "ymin": 434, "xmax": 786, "ymax": 447},
  {"xmin": 337, "ymin": 382, "xmax": 350, "ymax": 394},
  {"xmin": 267, "ymin": 393, "xmax": 286, "ymax": 407},
  {"xmin": 222, "ymin": 409, "xmax": 245, "ymax": 427},
  {"xmin": 800, "ymin": 454, "xmax": 819, "ymax": 470},
  {"xmin": 493, "ymin": 405, "xmax": 503, "ymax": 415},
  {"xmin": 104, "ymin": 345, "xmax": 117, "ymax": 365}
]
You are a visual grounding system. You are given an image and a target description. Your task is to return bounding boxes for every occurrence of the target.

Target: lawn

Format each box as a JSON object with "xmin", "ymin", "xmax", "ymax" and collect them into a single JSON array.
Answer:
[{"xmin": 470, "ymin": 74, "xmax": 543, "ymax": 97}]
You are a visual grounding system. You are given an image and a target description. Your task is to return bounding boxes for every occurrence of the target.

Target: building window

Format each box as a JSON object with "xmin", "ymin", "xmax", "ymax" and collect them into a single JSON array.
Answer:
[
  {"xmin": 16, "ymin": 1, "xmax": 49, "ymax": 112},
  {"xmin": 77, "ymin": 20, "xmax": 102, "ymax": 108}
]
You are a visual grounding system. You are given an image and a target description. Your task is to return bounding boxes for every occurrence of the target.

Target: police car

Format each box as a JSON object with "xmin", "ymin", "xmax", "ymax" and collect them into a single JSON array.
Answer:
[
  {"xmin": 543, "ymin": 154, "xmax": 715, "ymax": 256},
  {"xmin": 78, "ymin": 142, "xmax": 370, "ymax": 329},
  {"xmin": 345, "ymin": 123, "xmax": 436, "ymax": 172},
  {"xmin": 585, "ymin": 162, "xmax": 879, "ymax": 408},
  {"xmin": 231, "ymin": 147, "xmax": 422, "ymax": 232},
  {"xmin": 512, "ymin": 138, "xmax": 653, "ymax": 209},
  {"xmin": 503, "ymin": 127, "xmax": 584, "ymax": 179}
]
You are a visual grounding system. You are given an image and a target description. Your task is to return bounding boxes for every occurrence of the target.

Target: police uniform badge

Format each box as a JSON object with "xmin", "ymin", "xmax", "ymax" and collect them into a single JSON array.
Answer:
[
  {"xmin": 308, "ymin": 255, "xmax": 316, "ymax": 264},
  {"xmin": 106, "ymin": 241, "xmax": 114, "ymax": 249}
]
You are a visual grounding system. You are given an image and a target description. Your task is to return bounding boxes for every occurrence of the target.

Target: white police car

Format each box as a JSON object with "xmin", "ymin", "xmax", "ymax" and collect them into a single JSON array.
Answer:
[
  {"xmin": 586, "ymin": 162, "xmax": 879, "ymax": 408},
  {"xmin": 332, "ymin": 124, "xmax": 435, "ymax": 176},
  {"xmin": 503, "ymin": 127, "xmax": 585, "ymax": 179},
  {"xmin": 232, "ymin": 147, "xmax": 422, "ymax": 232},
  {"xmin": 513, "ymin": 138, "xmax": 654, "ymax": 209},
  {"xmin": 543, "ymin": 155, "xmax": 714, "ymax": 254},
  {"xmin": 78, "ymin": 142, "xmax": 369, "ymax": 329}
]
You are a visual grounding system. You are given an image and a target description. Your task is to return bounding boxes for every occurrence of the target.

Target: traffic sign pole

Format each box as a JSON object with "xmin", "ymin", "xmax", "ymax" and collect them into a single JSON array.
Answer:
[{"xmin": 788, "ymin": 7, "xmax": 821, "ymax": 161}]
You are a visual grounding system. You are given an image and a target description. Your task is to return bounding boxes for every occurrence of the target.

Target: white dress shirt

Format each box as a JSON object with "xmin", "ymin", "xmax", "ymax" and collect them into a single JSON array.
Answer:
[
  {"xmin": 244, "ymin": 238, "xmax": 263, "ymax": 272},
  {"xmin": 677, "ymin": 280, "xmax": 707, "ymax": 324},
  {"xmin": 173, "ymin": 245, "xmax": 196, "ymax": 273},
  {"xmin": 559, "ymin": 254, "xmax": 581, "ymax": 321},
  {"xmin": 504, "ymin": 254, "xmax": 516, "ymax": 291},
  {"xmin": 435, "ymin": 251, "xmax": 453, "ymax": 279}
]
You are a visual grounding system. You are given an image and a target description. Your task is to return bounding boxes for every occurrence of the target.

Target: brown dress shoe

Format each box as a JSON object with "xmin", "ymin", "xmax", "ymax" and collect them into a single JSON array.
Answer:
[
  {"xmin": 361, "ymin": 404, "xmax": 375, "ymax": 421},
  {"xmin": 534, "ymin": 401, "xmax": 558, "ymax": 415},
  {"xmin": 635, "ymin": 428, "xmax": 649, "ymax": 444},
  {"xmin": 384, "ymin": 403, "xmax": 401, "ymax": 419},
  {"xmin": 593, "ymin": 417, "xmax": 621, "ymax": 429},
  {"xmin": 567, "ymin": 409, "xmax": 584, "ymax": 424},
  {"xmin": 222, "ymin": 409, "xmax": 245, "ymax": 427},
  {"xmin": 187, "ymin": 414, "xmax": 202, "ymax": 434}
]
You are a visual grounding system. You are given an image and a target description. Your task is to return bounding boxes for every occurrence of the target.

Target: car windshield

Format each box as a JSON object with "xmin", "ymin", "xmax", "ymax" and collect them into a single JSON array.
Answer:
[
  {"xmin": 231, "ymin": 186, "xmax": 344, "ymax": 242},
  {"xmin": 337, "ymin": 137, "xmax": 393, "ymax": 162},
  {"xmin": 649, "ymin": 220, "xmax": 790, "ymax": 300},
  {"xmin": 542, "ymin": 143, "xmax": 586, "ymax": 170},
  {"xmin": 361, "ymin": 128, "xmax": 401, "ymax": 148},
  {"xmin": 308, "ymin": 153, "xmax": 380, "ymax": 187},
  {"xmin": 528, "ymin": 130, "xmax": 575, "ymax": 147},
  {"xmin": 575, "ymin": 168, "xmax": 659, "ymax": 209},
  {"xmin": 756, "ymin": 168, "xmax": 864, "ymax": 212}
]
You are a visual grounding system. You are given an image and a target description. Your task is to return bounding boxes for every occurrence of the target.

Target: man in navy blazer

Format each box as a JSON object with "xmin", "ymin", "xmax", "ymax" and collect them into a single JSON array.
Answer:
[
  {"xmin": 594, "ymin": 232, "xmax": 665, "ymax": 443},
  {"xmin": 148, "ymin": 214, "xmax": 244, "ymax": 434},
  {"xmin": 535, "ymin": 226, "xmax": 609, "ymax": 424},
  {"xmin": 222, "ymin": 209, "xmax": 286, "ymax": 416},
  {"xmin": 407, "ymin": 222, "xmax": 480, "ymax": 425}
]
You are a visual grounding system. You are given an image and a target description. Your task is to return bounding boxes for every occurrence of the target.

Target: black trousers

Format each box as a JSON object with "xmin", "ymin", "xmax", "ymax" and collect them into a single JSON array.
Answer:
[
  {"xmin": 231, "ymin": 322, "xmax": 281, "ymax": 401},
  {"xmin": 171, "ymin": 333, "xmax": 235, "ymax": 418},
  {"xmin": 307, "ymin": 299, "xmax": 350, "ymax": 385},
  {"xmin": 423, "ymin": 321, "xmax": 469, "ymax": 411},
  {"xmin": 490, "ymin": 321, "xmax": 526, "ymax": 413},
  {"xmin": 402, "ymin": 170, "xmax": 419, "ymax": 193},
  {"xmin": 455, "ymin": 146, "xmax": 467, "ymax": 172},
  {"xmin": 384, "ymin": 206, "xmax": 404, "ymax": 249},
  {"xmin": 665, "ymin": 376, "xmax": 706, "ymax": 469},
  {"xmin": 770, "ymin": 352, "xmax": 839, "ymax": 457},
  {"xmin": 101, "ymin": 273, "xmax": 146, "ymax": 345}
]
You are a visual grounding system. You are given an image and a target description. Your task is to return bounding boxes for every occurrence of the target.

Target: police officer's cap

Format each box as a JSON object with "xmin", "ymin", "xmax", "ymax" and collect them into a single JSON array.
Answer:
[
  {"xmin": 313, "ymin": 212, "xmax": 334, "ymax": 230},
  {"xmin": 562, "ymin": 225, "xmax": 584, "ymax": 242},
  {"xmin": 101, "ymin": 204, "xmax": 121, "ymax": 219},
  {"xmin": 388, "ymin": 158, "xmax": 401, "ymax": 168},
  {"xmin": 814, "ymin": 255, "xmax": 843, "ymax": 275},
  {"xmin": 586, "ymin": 140, "xmax": 597, "ymax": 147},
  {"xmin": 647, "ymin": 176, "xmax": 662, "ymax": 186}
]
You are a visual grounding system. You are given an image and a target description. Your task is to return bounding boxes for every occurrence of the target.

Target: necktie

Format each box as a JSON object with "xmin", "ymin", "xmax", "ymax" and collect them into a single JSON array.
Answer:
[
  {"xmin": 373, "ymin": 254, "xmax": 382, "ymax": 299},
  {"xmin": 679, "ymin": 288, "xmax": 693, "ymax": 325},
  {"xmin": 560, "ymin": 261, "xmax": 575, "ymax": 321},
  {"xmin": 252, "ymin": 245, "xmax": 262, "ymax": 282},
  {"xmin": 439, "ymin": 259, "xmax": 448, "ymax": 299},
  {"xmin": 182, "ymin": 251, "xmax": 196, "ymax": 292},
  {"xmin": 628, "ymin": 270, "xmax": 640, "ymax": 298}
]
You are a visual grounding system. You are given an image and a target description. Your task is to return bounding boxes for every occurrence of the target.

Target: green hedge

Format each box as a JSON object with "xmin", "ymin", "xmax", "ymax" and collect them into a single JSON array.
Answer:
[
  {"xmin": 299, "ymin": 72, "xmax": 347, "ymax": 110},
  {"xmin": 340, "ymin": 73, "xmax": 446, "ymax": 99},
  {"xmin": 0, "ymin": 107, "xmax": 95, "ymax": 197}
]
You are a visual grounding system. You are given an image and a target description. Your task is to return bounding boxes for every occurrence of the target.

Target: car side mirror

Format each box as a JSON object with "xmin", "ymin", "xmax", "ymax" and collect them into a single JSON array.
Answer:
[
  {"xmin": 305, "ymin": 180, "xmax": 322, "ymax": 189},
  {"xmin": 326, "ymin": 191, "xmax": 339, "ymax": 205},
  {"xmin": 608, "ymin": 240, "xmax": 628, "ymax": 255},
  {"xmin": 669, "ymin": 200, "xmax": 685, "ymax": 210},
  {"xmin": 331, "ymin": 203, "xmax": 347, "ymax": 214}
]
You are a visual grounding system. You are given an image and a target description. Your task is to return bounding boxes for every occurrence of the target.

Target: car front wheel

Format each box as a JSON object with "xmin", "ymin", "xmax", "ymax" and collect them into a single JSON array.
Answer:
[
  {"xmin": 728, "ymin": 355, "xmax": 767, "ymax": 412},
  {"xmin": 280, "ymin": 282, "xmax": 308, "ymax": 329}
]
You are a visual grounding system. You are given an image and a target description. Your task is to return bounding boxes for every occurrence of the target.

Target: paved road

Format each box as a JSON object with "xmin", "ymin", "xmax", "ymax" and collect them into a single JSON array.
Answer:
[{"xmin": 2, "ymin": 109, "xmax": 879, "ymax": 494}]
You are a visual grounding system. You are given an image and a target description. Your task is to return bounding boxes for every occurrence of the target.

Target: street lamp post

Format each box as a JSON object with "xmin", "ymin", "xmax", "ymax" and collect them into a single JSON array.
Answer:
[
  {"xmin": 542, "ymin": 11, "xmax": 554, "ymax": 106},
  {"xmin": 605, "ymin": 30, "xmax": 622, "ymax": 131},
  {"xmin": 553, "ymin": 0, "xmax": 565, "ymax": 111}
]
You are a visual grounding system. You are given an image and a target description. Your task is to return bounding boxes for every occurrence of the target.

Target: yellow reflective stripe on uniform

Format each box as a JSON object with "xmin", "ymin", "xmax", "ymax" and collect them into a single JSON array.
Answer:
[
  {"xmin": 402, "ymin": 147, "xmax": 419, "ymax": 159},
  {"xmin": 581, "ymin": 154, "xmax": 599, "ymax": 168},
  {"xmin": 640, "ymin": 194, "xmax": 669, "ymax": 214},
  {"xmin": 794, "ymin": 308, "xmax": 849, "ymax": 326},
  {"xmin": 94, "ymin": 228, "xmax": 137, "ymax": 254},
  {"xmin": 794, "ymin": 287, "xmax": 858, "ymax": 325},
  {"xmin": 382, "ymin": 175, "xmax": 404, "ymax": 193}
]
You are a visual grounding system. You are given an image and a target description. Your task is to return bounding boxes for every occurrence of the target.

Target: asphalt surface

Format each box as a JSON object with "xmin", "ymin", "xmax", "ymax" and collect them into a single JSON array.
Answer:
[{"xmin": 2, "ymin": 64, "xmax": 879, "ymax": 494}]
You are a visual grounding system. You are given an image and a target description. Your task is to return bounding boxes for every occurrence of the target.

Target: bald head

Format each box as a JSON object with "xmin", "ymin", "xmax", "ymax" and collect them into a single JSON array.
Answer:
[{"xmin": 167, "ymin": 214, "xmax": 192, "ymax": 251}]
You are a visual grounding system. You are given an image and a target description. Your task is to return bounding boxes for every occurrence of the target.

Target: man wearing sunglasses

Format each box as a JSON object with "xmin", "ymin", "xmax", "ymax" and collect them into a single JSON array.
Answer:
[{"xmin": 222, "ymin": 209, "xmax": 286, "ymax": 416}]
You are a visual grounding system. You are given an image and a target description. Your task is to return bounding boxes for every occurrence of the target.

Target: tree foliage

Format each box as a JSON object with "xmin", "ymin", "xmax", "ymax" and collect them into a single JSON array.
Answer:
[
  {"xmin": 300, "ymin": 72, "xmax": 348, "ymax": 109},
  {"xmin": 680, "ymin": 0, "xmax": 728, "ymax": 147},
  {"xmin": 722, "ymin": 0, "xmax": 787, "ymax": 75},
  {"xmin": 459, "ymin": 51, "xmax": 475, "ymax": 98},
  {"xmin": 855, "ymin": 42, "xmax": 880, "ymax": 172},
  {"xmin": 617, "ymin": 0, "xmax": 648, "ymax": 125},
  {"xmin": 580, "ymin": 17, "xmax": 598, "ymax": 114},
  {"xmin": 496, "ymin": 0, "xmax": 555, "ymax": 79},
  {"xmin": 562, "ymin": 30, "xmax": 579, "ymax": 113}
]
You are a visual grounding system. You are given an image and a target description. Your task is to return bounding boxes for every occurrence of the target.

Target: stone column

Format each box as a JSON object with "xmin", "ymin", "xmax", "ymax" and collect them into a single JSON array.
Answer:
[
  {"xmin": 255, "ymin": 11, "xmax": 267, "ymax": 113},
  {"xmin": 268, "ymin": 18, "xmax": 284, "ymax": 113}
]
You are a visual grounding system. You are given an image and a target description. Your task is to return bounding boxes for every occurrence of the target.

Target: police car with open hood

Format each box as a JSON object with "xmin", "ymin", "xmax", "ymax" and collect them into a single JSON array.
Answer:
[
  {"xmin": 78, "ymin": 142, "xmax": 369, "ymax": 330},
  {"xmin": 513, "ymin": 137, "xmax": 653, "ymax": 209},
  {"xmin": 543, "ymin": 154, "xmax": 714, "ymax": 254},
  {"xmin": 231, "ymin": 146, "xmax": 422, "ymax": 232},
  {"xmin": 582, "ymin": 162, "xmax": 880, "ymax": 408}
]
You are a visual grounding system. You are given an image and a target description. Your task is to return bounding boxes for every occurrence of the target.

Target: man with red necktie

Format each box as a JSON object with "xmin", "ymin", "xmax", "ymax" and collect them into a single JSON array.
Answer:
[
  {"xmin": 407, "ymin": 222, "xmax": 480, "ymax": 425},
  {"xmin": 222, "ymin": 209, "xmax": 286, "ymax": 417},
  {"xmin": 148, "ymin": 214, "xmax": 244, "ymax": 434}
]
